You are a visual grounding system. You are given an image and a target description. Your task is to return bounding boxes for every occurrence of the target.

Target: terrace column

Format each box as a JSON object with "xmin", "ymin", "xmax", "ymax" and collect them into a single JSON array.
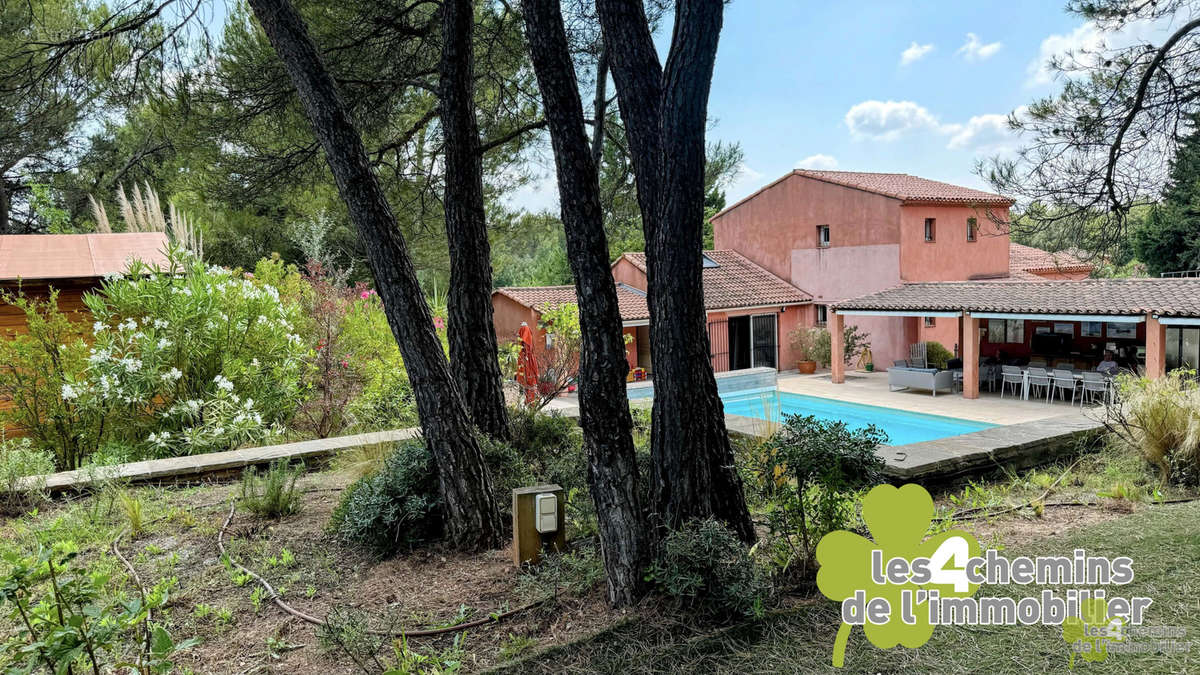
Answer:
[
  {"xmin": 962, "ymin": 313, "xmax": 980, "ymax": 399},
  {"xmin": 1145, "ymin": 314, "xmax": 1166, "ymax": 379},
  {"xmin": 831, "ymin": 311, "xmax": 845, "ymax": 384}
]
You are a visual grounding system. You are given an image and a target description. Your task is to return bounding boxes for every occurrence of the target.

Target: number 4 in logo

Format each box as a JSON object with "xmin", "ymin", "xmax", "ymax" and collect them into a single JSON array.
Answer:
[{"xmin": 927, "ymin": 536, "xmax": 972, "ymax": 593}]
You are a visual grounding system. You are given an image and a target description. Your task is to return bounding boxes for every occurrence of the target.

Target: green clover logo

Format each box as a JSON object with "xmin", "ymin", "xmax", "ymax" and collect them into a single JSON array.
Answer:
[
  {"xmin": 816, "ymin": 484, "xmax": 981, "ymax": 667},
  {"xmin": 1061, "ymin": 597, "xmax": 1124, "ymax": 667}
]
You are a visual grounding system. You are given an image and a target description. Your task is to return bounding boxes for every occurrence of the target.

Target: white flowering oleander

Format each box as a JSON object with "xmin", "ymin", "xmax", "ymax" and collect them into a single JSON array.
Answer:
[
  {"xmin": 76, "ymin": 249, "xmax": 306, "ymax": 458},
  {"xmin": 61, "ymin": 383, "xmax": 79, "ymax": 400}
]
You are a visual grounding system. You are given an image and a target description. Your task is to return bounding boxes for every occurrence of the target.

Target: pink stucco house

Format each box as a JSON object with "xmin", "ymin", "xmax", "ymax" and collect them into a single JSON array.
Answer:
[
  {"xmin": 492, "ymin": 250, "xmax": 810, "ymax": 375},
  {"xmin": 710, "ymin": 169, "xmax": 1093, "ymax": 368}
]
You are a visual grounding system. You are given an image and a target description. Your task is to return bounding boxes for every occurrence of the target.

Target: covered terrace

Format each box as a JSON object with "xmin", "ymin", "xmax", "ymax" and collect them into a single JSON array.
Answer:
[{"xmin": 830, "ymin": 279, "xmax": 1200, "ymax": 399}]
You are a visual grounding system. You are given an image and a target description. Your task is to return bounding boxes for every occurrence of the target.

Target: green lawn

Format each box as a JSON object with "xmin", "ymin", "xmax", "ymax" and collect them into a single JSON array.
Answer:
[{"xmin": 495, "ymin": 501, "xmax": 1200, "ymax": 674}]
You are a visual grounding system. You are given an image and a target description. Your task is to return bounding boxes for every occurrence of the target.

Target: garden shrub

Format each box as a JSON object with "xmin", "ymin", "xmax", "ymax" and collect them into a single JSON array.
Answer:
[
  {"xmin": 507, "ymin": 405, "xmax": 586, "ymax": 494},
  {"xmin": 81, "ymin": 248, "xmax": 306, "ymax": 458},
  {"xmin": 924, "ymin": 341, "xmax": 954, "ymax": 369},
  {"xmin": 516, "ymin": 543, "xmax": 605, "ymax": 600},
  {"xmin": 328, "ymin": 438, "xmax": 442, "ymax": 552},
  {"xmin": 745, "ymin": 414, "xmax": 886, "ymax": 581},
  {"xmin": 478, "ymin": 432, "xmax": 534, "ymax": 521},
  {"xmin": 289, "ymin": 260, "xmax": 369, "ymax": 438},
  {"xmin": 646, "ymin": 518, "xmax": 769, "ymax": 619},
  {"xmin": 812, "ymin": 325, "xmax": 871, "ymax": 367},
  {"xmin": 339, "ymin": 290, "xmax": 420, "ymax": 432},
  {"xmin": 0, "ymin": 439, "xmax": 55, "ymax": 515},
  {"xmin": 1109, "ymin": 371, "xmax": 1200, "ymax": 484},
  {"xmin": 0, "ymin": 544, "xmax": 198, "ymax": 673},
  {"xmin": 240, "ymin": 460, "xmax": 304, "ymax": 518},
  {"xmin": 0, "ymin": 289, "xmax": 104, "ymax": 469}
]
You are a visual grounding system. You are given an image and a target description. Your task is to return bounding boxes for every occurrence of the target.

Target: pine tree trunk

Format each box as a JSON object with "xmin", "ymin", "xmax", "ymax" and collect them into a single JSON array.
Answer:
[
  {"xmin": 590, "ymin": 50, "xmax": 609, "ymax": 167},
  {"xmin": 247, "ymin": 0, "xmax": 503, "ymax": 550},
  {"xmin": 523, "ymin": 0, "xmax": 649, "ymax": 606},
  {"xmin": 439, "ymin": 0, "xmax": 510, "ymax": 441},
  {"xmin": 596, "ymin": 0, "xmax": 755, "ymax": 542},
  {"xmin": 0, "ymin": 179, "xmax": 9, "ymax": 235}
]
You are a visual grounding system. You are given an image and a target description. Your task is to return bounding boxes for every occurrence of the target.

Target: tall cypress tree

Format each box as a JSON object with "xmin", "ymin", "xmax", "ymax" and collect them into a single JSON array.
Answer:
[{"xmin": 1134, "ymin": 117, "xmax": 1200, "ymax": 275}]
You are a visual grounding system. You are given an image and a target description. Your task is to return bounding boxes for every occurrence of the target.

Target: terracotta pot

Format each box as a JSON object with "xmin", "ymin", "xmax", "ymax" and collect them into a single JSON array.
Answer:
[{"xmin": 796, "ymin": 360, "xmax": 817, "ymax": 374}]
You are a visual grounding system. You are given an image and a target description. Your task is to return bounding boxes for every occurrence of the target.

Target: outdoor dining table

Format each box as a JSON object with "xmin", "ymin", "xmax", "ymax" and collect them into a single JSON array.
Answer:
[{"xmin": 1017, "ymin": 368, "xmax": 1114, "ymax": 401}]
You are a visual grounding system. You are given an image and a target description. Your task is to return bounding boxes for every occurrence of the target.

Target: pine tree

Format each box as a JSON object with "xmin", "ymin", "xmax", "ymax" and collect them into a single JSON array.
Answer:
[{"xmin": 1133, "ymin": 118, "xmax": 1200, "ymax": 275}]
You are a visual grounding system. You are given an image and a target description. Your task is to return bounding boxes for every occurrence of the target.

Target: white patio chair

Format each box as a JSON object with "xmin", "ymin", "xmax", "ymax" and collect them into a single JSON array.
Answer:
[
  {"xmin": 980, "ymin": 361, "xmax": 998, "ymax": 392},
  {"xmin": 1081, "ymin": 371, "xmax": 1111, "ymax": 406},
  {"xmin": 1027, "ymin": 367, "xmax": 1052, "ymax": 401},
  {"xmin": 1000, "ymin": 365, "xmax": 1023, "ymax": 399},
  {"xmin": 1050, "ymin": 369, "xmax": 1078, "ymax": 405}
]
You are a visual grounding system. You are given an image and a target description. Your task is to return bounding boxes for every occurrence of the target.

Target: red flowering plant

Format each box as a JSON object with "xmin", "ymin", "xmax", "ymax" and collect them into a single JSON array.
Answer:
[{"xmin": 293, "ymin": 260, "xmax": 366, "ymax": 438}]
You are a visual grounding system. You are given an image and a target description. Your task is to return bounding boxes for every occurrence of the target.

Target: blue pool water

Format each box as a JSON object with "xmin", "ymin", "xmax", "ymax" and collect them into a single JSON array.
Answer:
[{"xmin": 720, "ymin": 390, "xmax": 995, "ymax": 446}]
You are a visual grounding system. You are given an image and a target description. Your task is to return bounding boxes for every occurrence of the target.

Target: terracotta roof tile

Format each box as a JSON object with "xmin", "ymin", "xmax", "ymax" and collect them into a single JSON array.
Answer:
[
  {"xmin": 618, "ymin": 250, "xmax": 811, "ymax": 310},
  {"xmin": 714, "ymin": 170, "xmax": 1013, "ymax": 219},
  {"xmin": 834, "ymin": 279, "xmax": 1200, "ymax": 317},
  {"xmin": 792, "ymin": 170, "xmax": 1013, "ymax": 205},
  {"xmin": 1009, "ymin": 243, "xmax": 1094, "ymax": 276},
  {"xmin": 497, "ymin": 250, "xmax": 811, "ymax": 321},
  {"xmin": 494, "ymin": 285, "xmax": 651, "ymax": 321},
  {"xmin": 0, "ymin": 233, "xmax": 170, "ymax": 281}
]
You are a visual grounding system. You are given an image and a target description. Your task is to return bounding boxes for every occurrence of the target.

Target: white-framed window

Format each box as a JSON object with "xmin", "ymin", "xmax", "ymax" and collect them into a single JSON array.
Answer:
[
  {"xmin": 924, "ymin": 316, "xmax": 936, "ymax": 327},
  {"xmin": 924, "ymin": 218, "xmax": 936, "ymax": 242},
  {"xmin": 815, "ymin": 305, "xmax": 828, "ymax": 326},
  {"xmin": 967, "ymin": 217, "xmax": 977, "ymax": 242},
  {"xmin": 817, "ymin": 225, "xmax": 830, "ymax": 247}
]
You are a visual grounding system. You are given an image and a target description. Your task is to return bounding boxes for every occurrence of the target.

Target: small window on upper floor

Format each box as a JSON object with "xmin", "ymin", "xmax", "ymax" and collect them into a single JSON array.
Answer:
[
  {"xmin": 815, "ymin": 305, "xmax": 828, "ymax": 326},
  {"xmin": 967, "ymin": 217, "xmax": 977, "ymax": 242},
  {"xmin": 924, "ymin": 316, "xmax": 936, "ymax": 327},
  {"xmin": 924, "ymin": 218, "xmax": 936, "ymax": 242},
  {"xmin": 817, "ymin": 225, "xmax": 830, "ymax": 247}
]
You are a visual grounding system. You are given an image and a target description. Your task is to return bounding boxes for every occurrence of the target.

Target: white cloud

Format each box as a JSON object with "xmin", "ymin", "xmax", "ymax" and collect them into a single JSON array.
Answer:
[
  {"xmin": 796, "ymin": 154, "xmax": 839, "ymax": 170},
  {"xmin": 844, "ymin": 100, "xmax": 941, "ymax": 141},
  {"xmin": 1026, "ymin": 18, "xmax": 1172, "ymax": 86},
  {"xmin": 723, "ymin": 162, "xmax": 766, "ymax": 203},
  {"xmin": 944, "ymin": 112, "xmax": 1017, "ymax": 151},
  {"xmin": 900, "ymin": 41, "xmax": 934, "ymax": 66},
  {"xmin": 844, "ymin": 99, "xmax": 1020, "ymax": 153},
  {"xmin": 956, "ymin": 33, "xmax": 1003, "ymax": 61}
]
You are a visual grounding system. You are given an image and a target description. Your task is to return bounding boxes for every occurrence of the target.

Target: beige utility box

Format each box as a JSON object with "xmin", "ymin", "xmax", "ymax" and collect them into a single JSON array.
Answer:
[{"xmin": 512, "ymin": 484, "xmax": 566, "ymax": 566}]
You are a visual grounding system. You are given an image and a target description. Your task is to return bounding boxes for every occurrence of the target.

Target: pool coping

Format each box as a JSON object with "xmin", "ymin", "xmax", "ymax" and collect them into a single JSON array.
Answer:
[{"xmin": 726, "ymin": 410, "xmax": 1103, "ymax": 482}]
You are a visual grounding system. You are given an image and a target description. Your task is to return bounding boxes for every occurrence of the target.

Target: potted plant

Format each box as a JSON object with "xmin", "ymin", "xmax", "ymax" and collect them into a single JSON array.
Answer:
[{"xmin": 788, "ymin": 326, "xmax": 824, "ymax": 374}]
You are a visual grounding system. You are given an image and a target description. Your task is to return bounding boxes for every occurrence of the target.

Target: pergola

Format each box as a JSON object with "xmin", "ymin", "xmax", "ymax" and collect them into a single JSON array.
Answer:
[{"xmin": 829, "ymin": 279, "xmax": 1200, "ymax": 399}]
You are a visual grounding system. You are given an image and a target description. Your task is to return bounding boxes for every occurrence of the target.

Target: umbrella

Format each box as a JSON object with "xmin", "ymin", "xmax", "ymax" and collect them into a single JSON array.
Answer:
[{"xmin": 517, "ymin": 322, "xmax": 538, "ymax": 406}]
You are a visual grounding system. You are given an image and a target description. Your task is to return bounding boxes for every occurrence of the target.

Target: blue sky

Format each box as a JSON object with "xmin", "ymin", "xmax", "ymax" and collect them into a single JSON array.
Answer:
[
  {"xmin": 709, "ymin": 0, "xmax": 1126, "ymax": 203},
  {"xmin": 510, "ymin": 0, "xmax": 1173, "ymax": 211}
]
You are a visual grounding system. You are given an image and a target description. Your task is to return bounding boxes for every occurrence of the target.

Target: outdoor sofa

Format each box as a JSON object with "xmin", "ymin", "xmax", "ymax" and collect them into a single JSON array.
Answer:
[{"xmin": 887, "ymin": 366, "xmax": 955, "ymax": 397}]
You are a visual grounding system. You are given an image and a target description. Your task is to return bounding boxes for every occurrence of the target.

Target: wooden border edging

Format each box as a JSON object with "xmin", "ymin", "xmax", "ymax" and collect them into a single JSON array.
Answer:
[{"xmin": 25, "ymin": 428, "xmax": 421, "ymax": 494}]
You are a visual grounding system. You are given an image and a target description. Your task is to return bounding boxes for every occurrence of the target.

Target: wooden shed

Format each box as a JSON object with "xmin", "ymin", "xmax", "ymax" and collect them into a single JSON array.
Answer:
[{"xmin": 0, "ymin": 232, "xmax": 170, "ymax": 335}]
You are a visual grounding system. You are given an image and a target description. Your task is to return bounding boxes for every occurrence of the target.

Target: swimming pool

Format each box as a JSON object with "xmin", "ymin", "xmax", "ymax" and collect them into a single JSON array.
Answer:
[{"xmin": 720, "ymin": 390, "xmax": 996, "ymax": 446}]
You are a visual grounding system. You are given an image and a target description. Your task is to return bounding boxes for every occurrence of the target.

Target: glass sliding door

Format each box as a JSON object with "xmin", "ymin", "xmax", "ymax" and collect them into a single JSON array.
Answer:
[
  {"xmin": 1166, "ymin": 327, "xmax": 1200, "ymax": 372},
  {"xmin": 750, "ymin": 313, "xmax": 778, "ymax": 369}
]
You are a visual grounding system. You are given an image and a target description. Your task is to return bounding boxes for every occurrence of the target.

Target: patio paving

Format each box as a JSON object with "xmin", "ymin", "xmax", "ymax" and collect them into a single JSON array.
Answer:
[
  {"xmin": 748, "ymin": 369, "xmax": 1106, "ymax": 481},
  {"xmin": 776, "ymin": 370, "xmax": 1087, "ymax": 425}
]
